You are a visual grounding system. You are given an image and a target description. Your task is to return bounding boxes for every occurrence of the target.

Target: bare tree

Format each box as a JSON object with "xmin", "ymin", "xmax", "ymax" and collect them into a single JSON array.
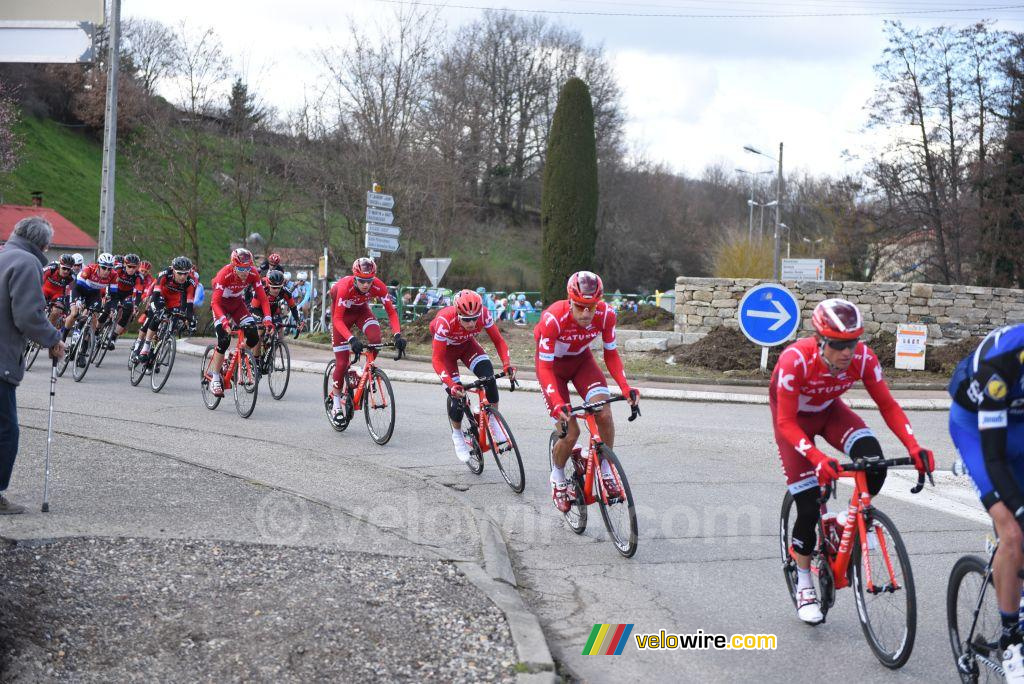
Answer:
[{"xmin": 122, "ymin": 17, "xmax": 179, "ymax": 95}]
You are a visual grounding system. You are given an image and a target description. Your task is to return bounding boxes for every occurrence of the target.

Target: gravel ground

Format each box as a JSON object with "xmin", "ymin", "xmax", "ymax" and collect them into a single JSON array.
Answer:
[{"xmin": 0, "ymin": 537, "xmax": 516, "ymax": 683}]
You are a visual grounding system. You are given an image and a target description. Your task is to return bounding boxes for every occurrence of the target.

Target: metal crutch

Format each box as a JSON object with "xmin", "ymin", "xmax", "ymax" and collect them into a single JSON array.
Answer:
[{"xmin": 41, "ymin": 357, "xmax": 57, "ymax": 512}]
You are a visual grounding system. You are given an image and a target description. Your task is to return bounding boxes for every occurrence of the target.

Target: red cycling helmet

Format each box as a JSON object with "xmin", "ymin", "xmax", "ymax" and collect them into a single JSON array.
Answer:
[
  {"xmin": 454, "ymin": 289, "xmax": 483, "ymax": 317},
  {"xmin": 567, "ymin": 271, "xmax": 604, "ymax": 306},
  {"xmin": 812, "ymin": 298, "xmax": 863, "ymax": 340},
  {"xmin": 231, "ymin": 248, "xmax": 254, "ymax": 269},
  {"xmin": 267, "ymin": 253, "xmax": 281, "ymax": 267},
  {"xmin": 140, "ymin": 260, "xmax": 152, "ymax": 272},
  {"xmin": 352, "ymin": 257, "xmax": 376, "ymax": 279}
]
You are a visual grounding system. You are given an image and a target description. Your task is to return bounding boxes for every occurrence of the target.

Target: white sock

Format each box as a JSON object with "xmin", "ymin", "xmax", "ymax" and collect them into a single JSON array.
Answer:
[
  {"xmin": 141, "ymin": 342, "xmax": 150, "ymax": 353},
  {"xmin": 796, "ymin": 567, "xmax": 813, "ymax": 591},
  {"xmin": 211, "ymin": 372, "xmax": 221, "ymax": 382},
  {"xmin": 333, "ymin": 394, "xmax": 342, "ymax": 411},
  {"xmin": 550, "ymin": 465, "xmax": 565, "ymax": 484}
]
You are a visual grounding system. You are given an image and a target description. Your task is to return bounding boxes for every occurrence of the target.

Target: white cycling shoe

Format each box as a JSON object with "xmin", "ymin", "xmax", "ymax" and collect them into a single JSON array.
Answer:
[
  {"xmin": 1004, "ymin": 642, "xmax": 1024, "ymax": 683},
  {"xmin": 796, "ymin": 586, "xmax": 824, "ymax": 625},
  {"xmin": 451, "ymin": 432, "xmax": 471, "ymax": 463}
]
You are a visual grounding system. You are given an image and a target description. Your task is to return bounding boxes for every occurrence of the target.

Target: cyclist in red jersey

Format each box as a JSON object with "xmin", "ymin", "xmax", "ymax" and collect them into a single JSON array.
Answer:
[
  {"xmin": 135, "ymin": 256, "xmax": 197, "ymax": 363},
  {"xmin": 42, "ymin": 254, "xmax": 76, "ymax": 330},
  {"xmin": 63, "ymin": 252, "xmax": 118, "ymax": 340},
  {"xmin": 535, "ymin": 271, "xmax": 639, "ymax": 513},
  {"xmin": 99, "ymin": 253, "xmax": 144, "ymax": 349},
  {"xmin": 208, "ymin": 248, "xmax": 272, "ymax": 397},
  {"xmin": 431, "ymin": 289, "xmax": 516, "ymax": 462},
  {"xmin": 250, "ymin": 270, "xmax": 295, "ymax": 363},
  {"xmin": 771, "ymin": 298, "xmax": 935, "ymax": 624},
  {"xmin": 135, "ymin": 260, "xmax": 155, "ymax": 304},
  {"xmin": 327, "ymin": 258, "xmax": 405, "ymax": 419}
]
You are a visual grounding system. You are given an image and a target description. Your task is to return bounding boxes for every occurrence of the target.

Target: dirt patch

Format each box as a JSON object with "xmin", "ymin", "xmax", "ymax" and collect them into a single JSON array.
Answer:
[
  {"xmin": 672, "ymin": 327, "xmax": 783, "ymax": 371},
  {"xmin": 614, "ymin": 305, "xmax": 674, "ymax": 331}
]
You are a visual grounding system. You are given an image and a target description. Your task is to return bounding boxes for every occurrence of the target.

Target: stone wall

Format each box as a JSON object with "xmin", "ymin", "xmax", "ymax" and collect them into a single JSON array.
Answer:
[{"xmin": 674, "ymin": 277, "xmax": 1024, "ymax": 344}]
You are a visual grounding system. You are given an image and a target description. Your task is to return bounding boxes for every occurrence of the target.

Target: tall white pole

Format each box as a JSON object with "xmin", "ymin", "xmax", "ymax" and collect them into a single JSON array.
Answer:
[
  {"xmin": 773, "ymin": 142, "xmax": 784, "ymax": 280},
  {"xmin": 97, "ymin": 0, "xmax": 120, "ymax": 254}
]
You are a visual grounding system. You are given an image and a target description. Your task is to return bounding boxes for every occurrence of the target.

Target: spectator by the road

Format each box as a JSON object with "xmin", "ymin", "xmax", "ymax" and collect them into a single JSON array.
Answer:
[{"xmin": 0, "ymin": 217, "xmax": 66, "ymax": 514}]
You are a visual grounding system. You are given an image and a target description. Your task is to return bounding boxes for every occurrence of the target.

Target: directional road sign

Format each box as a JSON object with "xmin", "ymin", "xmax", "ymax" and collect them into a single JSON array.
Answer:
[
  {"xmin": 366, "ymin": 207, "xmax": 394, "ymax": 225},
  {"xmin": 366, "ymin": 191, "xmax": 395, "ymax": 209},
  {"xmin": 365, "ymin": 222, "xmax": 401, "ymax": 237},
  {"xmin": 365, "ymin": 234, "xmax": 399, "ymax": 252},
  {"xmin": 420, "ymin": 258, "xmax": 451, "ymax": 288},
  {"xmin": 737, "ymin": 283, "xmax": 800, "ymax": 347},
  {"xmin": 367, "ymin": 249, "xmax": 382, "ymax": 258}
]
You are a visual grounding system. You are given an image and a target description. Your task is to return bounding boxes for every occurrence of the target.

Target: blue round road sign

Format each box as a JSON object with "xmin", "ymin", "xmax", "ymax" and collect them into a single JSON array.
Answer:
[{"xmin": 737, "ymin": 283, "xmax": 800, "ymax": 347}]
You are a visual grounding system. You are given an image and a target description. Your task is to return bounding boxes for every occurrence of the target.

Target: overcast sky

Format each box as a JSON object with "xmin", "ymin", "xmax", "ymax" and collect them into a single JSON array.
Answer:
[{"xmin": 124, "ymin": 0, "xmax": 1024, "ymax": 178}]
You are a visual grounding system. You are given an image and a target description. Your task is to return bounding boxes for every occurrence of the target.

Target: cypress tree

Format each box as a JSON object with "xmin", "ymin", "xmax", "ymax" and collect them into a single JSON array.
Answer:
[{"xmin": 541, "ymin": 77, "xmax": 598, "ymax": 305}]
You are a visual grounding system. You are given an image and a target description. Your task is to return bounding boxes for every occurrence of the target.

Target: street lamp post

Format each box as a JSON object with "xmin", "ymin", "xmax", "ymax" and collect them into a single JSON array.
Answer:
[
  {"xmin": 736, "ymin": 168, "xmax": 773, "ymax": 241},
  {"xmin": 780, "ymin": 223, "xmax": 790, "ymax": 258},
  {"xmin": 748, "ymin": 199, "xmax": 777, "ymax": 240},
  {"xmin": 744, "ymin": 143, "xmax": 784, "ymax": 279}
]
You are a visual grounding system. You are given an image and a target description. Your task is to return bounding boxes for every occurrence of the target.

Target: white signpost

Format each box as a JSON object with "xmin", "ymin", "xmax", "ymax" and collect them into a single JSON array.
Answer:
[
  {"xmin": 895, "ymin": 323, "xmax": 928, "ymax": 370},
  {"xmin": 420, "ymin": 258, "xmax": 452, "ymax": 288},
  {"xmin": 365, "ymin": 234, "xmax": 400, "ymax": 252},
  {"xmin": 781, "ymin": 258, "xmax": 826, "ymax": 281},
  {"xmin": 365, "ymin": 222, "xmax": 401, "ymax": 238},
  {"xmin": 366, "ymin": 191, "xmax": 395, "ymax": 210},
  {"xmin": 365, "ymin": 185, "xmax": 400, "ymax": 257},
  {"xmin": 366, "ymin": 207, "xmax": 394, "ymax": 225}
]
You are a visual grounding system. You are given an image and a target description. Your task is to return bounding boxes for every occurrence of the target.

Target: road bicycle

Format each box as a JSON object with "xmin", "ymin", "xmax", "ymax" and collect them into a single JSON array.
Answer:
[
  {"xmin": 258, "ymin": 319, "xmax": 291, "ymax": 400},
  {"xmin": 58, "ymin": 300, "xmax": 103, "ymax": 382},
  {"xmin": 452, "ymin": 371, "xmax": 524, "ymax": 493},
  {"xmin": 547, "ymin": 395, "xmax": 641, "ymax": 558},
  {"xmin": 779, "ymin": 456, "xmax": 929, "ymax": 669},
  {"xmin": 200, "ymin": 328, "xmax": 260, "ymax": 418},
  {"xmin": 322, "ymin": 342, "xmax": 401, "ymax": 444},
  {"xmin": 92, "ymin": 298, "xmax": 133, "ymax": 368},
  {"xmin": 24, "ymin": 300, "xmax": 64, "ymax": 371},
  {"xmin": 947, "ymin": 534, "xmax": 1018, "ymax": 682},
  {"xmin": 130, "ymin": 309, "xmax": 188, "ymax": 392}
]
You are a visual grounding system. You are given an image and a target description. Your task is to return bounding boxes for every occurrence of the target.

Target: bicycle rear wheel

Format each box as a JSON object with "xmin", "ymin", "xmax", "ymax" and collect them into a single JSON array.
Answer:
[
  {"xmin": 200, "ymin": 345, "xmax": 221, "ymax": 410},
  {"xmin": 233, "ymin": 349, "xmax": 259, "ymax": 418},
  {"xmin": 548, "ymin": 432, "xmax": 586, "ymax": 534},
  {"xmin": 150, "ymin": 334, "xmax": 176, "ymax": 393},
  {"xmin": 851, "ymin": 509, "xmax": 917, "ymax": 669},
  {"xmin": 595, "ymin": 446, "xmax": 637, "ymax": 558},
  {"xmin": 72, "ymin": 326, "xmax": 93, "ymax": 382},
  {"xmin": 92, "ymin": 320, "xmax": 113, "ymax": 367},
  {"xmin": 485, "ymin": 408, "xmax": 524, "ymax": 493},
  {"xmin": 267, "ymin": 339, "xmax": 290, "ymax": 400},
  {"xmin": 129, "ymin": 345, "xmax": 147, "ymax": 386},
  {"xmin": 57, "ymin": 331, "xmax": 74, "ymax": 377},
  {"xmin": 948, "ymin": 554, "xmax": 1000, "ymax": 683},
  {"xmin": 322, "ymin": 360, "xmax": 352, "ymax": 432},
  {"xmin": 778, "ymin": 492, "xmax": 836, "ymax": 618},
  {"xmin": 363, "ymin": 367, "xmax": 396, "ymax": 445}
]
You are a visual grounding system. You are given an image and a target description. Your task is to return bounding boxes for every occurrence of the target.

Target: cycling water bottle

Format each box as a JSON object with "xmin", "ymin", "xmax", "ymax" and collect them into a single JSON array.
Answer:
[{"xmin": 821, "ymin": 512, "xmax": 840, "ymax": 553}]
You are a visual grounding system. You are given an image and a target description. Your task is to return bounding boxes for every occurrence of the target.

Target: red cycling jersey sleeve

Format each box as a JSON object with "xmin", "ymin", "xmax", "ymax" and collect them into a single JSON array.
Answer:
[
  {"xmin": 533, "ymin": 312, "xmax": 566, "ymax": 410},
  {"xmin": 484, "ymin": 320, "xmax": 511, "ymax": 368},
  {"xmin": 600, "ymin": 307, "xmax": 630, "ymax": 395},
  {"xmin": 859, "ymin": 344, "xmax": 920, "ymax": 453},
  {"xmin": 772, "ymin": 344, "xmax": 830, "ymax": 464}
]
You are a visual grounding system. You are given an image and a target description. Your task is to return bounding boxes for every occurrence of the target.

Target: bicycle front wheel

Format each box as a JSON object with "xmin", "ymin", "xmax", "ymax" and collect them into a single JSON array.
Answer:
[
  {"xmin": 485, "ymin": 408, "xmax": 524, "ymax": 493},
  {"xmin": 948, "ymin": 554, "xmax": 1000, "ymax": 683},
  {"xmin": 363, "ymin": 366, "xmax": 395, "ymax": 445},
  {"xmin": 72, "ymin": 326, "xmax": 93, "ymax": 382},
  {"xmin": 851, "ymin": 509, "xmax": 917, "ymax": 669},
  {"xmin": 57, "ymin": 332, "xmax": 74, "ymax": 377},
  {"xmin": 233, "ymin": 349, "xmax": 259, "ymax": 418},
  {"xmin": 267, "ymin": 340, "xmax": 290, "ymax": 400},
  {"xmin": 24, "ymin": 341, "xmax": 41, "ymax": 371},
  {"xmin": 595, "ymin": 445, "xmax": 638, "ymax": 558},
  {"xmin": 150, "ymin": 335, "xmax": 176, "ymax": 393},
  {"xmin": 129, "ymin": 345, "xmax": 147, "ymax": 386},
  {"xmin": 200, "ymin": 345, "xmax": 221, "ymax": 410},
  {"xmin": 93, "ymin": 320, "xmax": 113, "ymax": 367}
]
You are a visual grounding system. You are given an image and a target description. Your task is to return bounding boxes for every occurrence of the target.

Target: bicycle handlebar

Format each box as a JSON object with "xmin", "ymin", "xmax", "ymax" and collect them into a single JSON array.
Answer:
[
  {"xmin": 353, "ymin": 341, "xmax": 404, "ymax": 363},
  {"xmin": 458, "ymin": 371, "xmax": 517, "ymax": 393},
  {"xmin": 818, "ymin": 456, "xmax": 933, "ymax": 501},
  {"xmin": 556, "ymin": 395, "xmax": 641, "ymax": 439}
]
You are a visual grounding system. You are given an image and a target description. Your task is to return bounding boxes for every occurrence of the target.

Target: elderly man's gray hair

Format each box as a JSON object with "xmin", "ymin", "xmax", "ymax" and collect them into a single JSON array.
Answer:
[{"xmin": 12, "ymin": 216, "xmax": 54, "ymax": 252}]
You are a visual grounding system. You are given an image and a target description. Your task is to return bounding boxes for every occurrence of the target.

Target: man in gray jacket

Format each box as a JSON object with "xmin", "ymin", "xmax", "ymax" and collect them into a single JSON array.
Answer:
[{"xmin": 0, "ymin": 216, "xmax": 65, "ymax": 514}]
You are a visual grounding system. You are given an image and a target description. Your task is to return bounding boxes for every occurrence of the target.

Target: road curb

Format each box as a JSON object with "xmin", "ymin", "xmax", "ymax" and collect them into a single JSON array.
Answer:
[{"xmin": 177, "ymin": 341, "xmax": 952, "ymax": 410}]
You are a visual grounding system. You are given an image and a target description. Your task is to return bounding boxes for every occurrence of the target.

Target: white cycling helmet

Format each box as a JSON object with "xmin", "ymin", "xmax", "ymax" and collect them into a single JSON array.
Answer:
[
  {"xmin": 284, "ymin": 271, "xmax": 293, "ymax": 281},
  {"xmin": 97, "ymin": 252, "xmax": 115, "ymax": 267},
  {"xmin": 72, "ymin": 253, "xmax": 84, "ymax": 266},
  {"xmin": 297, "ymin": 271, "xmax": 308, "ymax": 281}
]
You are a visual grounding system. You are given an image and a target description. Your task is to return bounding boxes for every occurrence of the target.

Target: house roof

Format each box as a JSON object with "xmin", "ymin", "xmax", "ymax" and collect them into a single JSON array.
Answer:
[{"xmin": 0, "ymin": 205, "xmax": 98, "ymax": 249}]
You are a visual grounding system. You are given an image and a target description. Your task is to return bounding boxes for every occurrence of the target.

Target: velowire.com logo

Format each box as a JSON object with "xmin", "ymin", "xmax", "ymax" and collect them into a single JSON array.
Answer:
[{"xmin": 582, "ymin": 624, "xmax": 634, "ymax": 655}]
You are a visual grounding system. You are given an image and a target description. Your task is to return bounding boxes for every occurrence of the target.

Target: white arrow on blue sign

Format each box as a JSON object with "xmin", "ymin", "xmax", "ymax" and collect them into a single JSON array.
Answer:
[{"xmin": 737, "ymin": 283, "xmax": 800, "ymax": 347}]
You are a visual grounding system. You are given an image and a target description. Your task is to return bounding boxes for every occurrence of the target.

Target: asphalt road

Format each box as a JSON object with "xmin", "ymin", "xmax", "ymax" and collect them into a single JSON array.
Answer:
[{"xmin": 7, "ymin": 345, "xmax": 984, "ymax": 683}]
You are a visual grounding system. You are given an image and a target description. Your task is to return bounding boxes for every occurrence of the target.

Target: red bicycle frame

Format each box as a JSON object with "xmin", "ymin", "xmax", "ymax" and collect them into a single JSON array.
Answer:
[{"xmin": 204, "ymin": 329, "xmax": 250, "ymax": 391}]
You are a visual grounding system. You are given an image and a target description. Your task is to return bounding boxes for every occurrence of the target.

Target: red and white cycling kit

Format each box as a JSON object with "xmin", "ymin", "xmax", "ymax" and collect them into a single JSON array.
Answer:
[
  {"xmin": 534, "ymin": 300, "xmax": 630, "ymax": 417},
  {"xmin": 769, "ymin": 336, "xmax": 920, "ymax": 494},
  {"xmin": 41, "ymin": 263, "xmax": 74, "ymax": 304},
  {"xmin": 73, "ymin": 262, "xmax": 117, "ymax": 307},
  {"xmin": 329, "ymin": 275, "xmax": 401, "ymax": 390},
  {"xmin": 211, "ymin": 264, "xmax": 270, "ymax": 328},
  {"xmin": 430, "ymin": 306, "xmax": 510, "ymax": 387},
  {"xmin": 154, "ymin": 270, "xmax": 197, "ymax": 310}
]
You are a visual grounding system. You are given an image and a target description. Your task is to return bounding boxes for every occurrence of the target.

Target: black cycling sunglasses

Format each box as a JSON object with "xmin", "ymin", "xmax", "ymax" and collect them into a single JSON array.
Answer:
[{"xmin": 825, "ymin": 338, "xmax": 859, "ymax": 351}]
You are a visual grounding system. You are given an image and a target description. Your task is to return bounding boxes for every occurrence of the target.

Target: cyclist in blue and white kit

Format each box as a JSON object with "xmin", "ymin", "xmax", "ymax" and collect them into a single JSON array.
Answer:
[{"xmin": 949, "ymin": 323, "xmax": 1024, "ymax": 682}]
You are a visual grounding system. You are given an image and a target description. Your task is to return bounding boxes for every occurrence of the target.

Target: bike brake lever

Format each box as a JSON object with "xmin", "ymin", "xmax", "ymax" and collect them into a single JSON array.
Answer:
[
  {"xmin": 910, "ymin": 470, "xmax": 927, "ymax": 494},
  {"xmin": 509, "ymin": 378, "xmax": 518, "ymax": 392}
]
